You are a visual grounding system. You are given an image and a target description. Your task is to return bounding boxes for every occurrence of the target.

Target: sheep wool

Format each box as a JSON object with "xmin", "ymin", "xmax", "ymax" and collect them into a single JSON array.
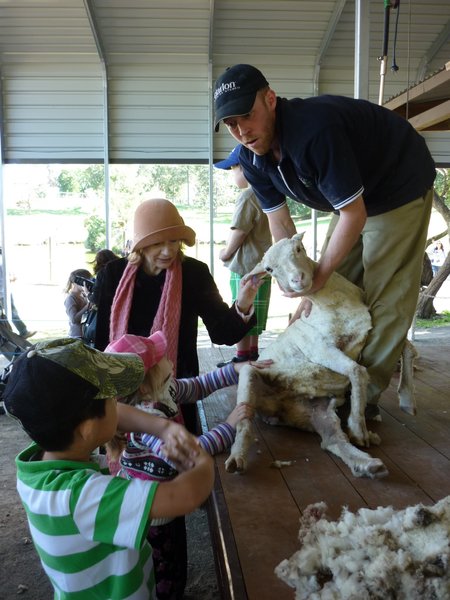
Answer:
[{"xmin": 275, "ymin": 496, "xmax": 450, "ymax": 600}]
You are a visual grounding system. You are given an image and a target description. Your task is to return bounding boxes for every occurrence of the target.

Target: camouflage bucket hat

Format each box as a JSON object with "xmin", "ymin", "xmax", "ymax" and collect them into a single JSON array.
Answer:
[
  {"xmin": 29, "ymin": 338, "xmax": 145, "ymax": 399},
  {"xmin": 3, "ymin": 338, "xmax": 145, "ymax": 431}
]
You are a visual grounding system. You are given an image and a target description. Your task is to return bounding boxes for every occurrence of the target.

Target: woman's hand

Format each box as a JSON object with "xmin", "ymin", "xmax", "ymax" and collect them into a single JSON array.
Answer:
[{"xmin": 236, "ymin": 274, "xmax": 267, "ymax": 315}]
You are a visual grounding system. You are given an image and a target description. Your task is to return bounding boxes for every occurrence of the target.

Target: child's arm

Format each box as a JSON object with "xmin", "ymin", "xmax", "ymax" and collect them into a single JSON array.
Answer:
[
  {"xmin": 174, "ymin": 362, "xmax": 239, "ymax": 405},
  {"xmin": 219, "ymin": 228, "xmax": 247, "ymax": 262},
  {"xmin": 198, "ymin": 402, "xmax": 254, "ymax": 455},
  {"xmin": 149, "ymin": 447, "xmax": 214, "ymax": 519},
  {"xmin": 116, "ymin": 403, "xmax": 199, "ymax": 469}
]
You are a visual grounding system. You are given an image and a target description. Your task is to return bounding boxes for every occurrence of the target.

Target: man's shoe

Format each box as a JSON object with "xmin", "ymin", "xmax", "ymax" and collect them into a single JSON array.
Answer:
[
  {"xmin": 249, "ymin": 351, "xmax": 259, "ymax": 361},
  {"xmin": 23, "ymin": 330, "xmax": 37, "ymax": 339},
  {"xmin": 216, "ymin": 356, "xmax": 249, "ymax": 368}
]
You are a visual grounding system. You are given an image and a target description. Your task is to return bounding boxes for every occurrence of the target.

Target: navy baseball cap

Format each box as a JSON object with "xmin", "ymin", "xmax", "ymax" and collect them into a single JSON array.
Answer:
[
  {"xmin": 213, "ymin": 64, "xmax": 269, "ymax": 131},
  {"xmin": 213, "ymin": 145, "xmax": 242, "ymax": 170}
]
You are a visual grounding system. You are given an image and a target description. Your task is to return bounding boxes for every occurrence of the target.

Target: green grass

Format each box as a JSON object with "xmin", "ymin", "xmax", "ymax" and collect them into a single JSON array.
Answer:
[{"xmin": 416, "ymin": 311, "xmax": 450, "ymax": 329}]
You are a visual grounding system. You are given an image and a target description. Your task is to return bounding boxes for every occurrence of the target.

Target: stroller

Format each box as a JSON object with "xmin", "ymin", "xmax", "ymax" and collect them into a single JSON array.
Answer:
[
  {"xmin": 0, "ymin": 307, "xmax": 31, "ymax": 415},
  {"xmin": 0, "ymin": 306, "xmax": 32, "ymax": 361}
]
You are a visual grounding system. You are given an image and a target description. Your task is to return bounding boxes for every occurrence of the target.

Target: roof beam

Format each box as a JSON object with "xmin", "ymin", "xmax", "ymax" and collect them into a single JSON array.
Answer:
[
  {"xmin": 313, "ymin": 0, "xmax": 348, "ymax": 96},
  {"xmin": 417, "ymin": 18, "xmax": 450, "ymax": 82}
]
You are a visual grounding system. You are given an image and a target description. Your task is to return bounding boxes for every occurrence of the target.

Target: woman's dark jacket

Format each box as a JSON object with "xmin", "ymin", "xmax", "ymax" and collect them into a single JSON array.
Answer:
[{"xmin": 94, "ymin": 256, "xmax": 256, "ymax": 377}]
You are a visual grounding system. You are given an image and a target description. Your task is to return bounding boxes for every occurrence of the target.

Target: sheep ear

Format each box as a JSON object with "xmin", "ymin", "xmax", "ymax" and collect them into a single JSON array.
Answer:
[
  {"xmin": 292, "ymin": 232, "xmax": 305, "ymax": 243},
  {"xmin": 245, "ymin": 261, "xmax": 267, "ymax": 279}
]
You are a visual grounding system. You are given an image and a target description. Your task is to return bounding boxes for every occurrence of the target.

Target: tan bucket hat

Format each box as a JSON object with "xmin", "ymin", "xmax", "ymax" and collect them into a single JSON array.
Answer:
[{"xmin": 132, "ymin": 198, "xmax": 196, "ymax": 252}]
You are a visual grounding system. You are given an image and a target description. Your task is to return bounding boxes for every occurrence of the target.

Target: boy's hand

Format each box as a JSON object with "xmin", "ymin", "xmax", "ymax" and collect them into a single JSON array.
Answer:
[
  {"xmin": 225, "ymin": 402, "xmax": 254, "ymax": 428},
  {"xmin": 233, "ymin": 358, "xmax": 273, "ymax": 373},
  {"xmin": 159, "ymin": 421, "xmax": 201, "ymax": 471}
]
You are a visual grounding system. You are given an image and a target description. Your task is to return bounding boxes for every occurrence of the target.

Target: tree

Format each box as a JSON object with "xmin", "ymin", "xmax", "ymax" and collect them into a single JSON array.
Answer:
[{"xmin": 416, "ymin": 170, "xmax": 450, "ymax": 319}]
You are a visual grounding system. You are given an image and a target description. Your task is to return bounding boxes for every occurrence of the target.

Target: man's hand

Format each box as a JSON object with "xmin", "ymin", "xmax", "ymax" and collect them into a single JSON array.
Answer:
[{"xmin": 288, "ymin": 298, "xmax": 313, "ymax": 325}]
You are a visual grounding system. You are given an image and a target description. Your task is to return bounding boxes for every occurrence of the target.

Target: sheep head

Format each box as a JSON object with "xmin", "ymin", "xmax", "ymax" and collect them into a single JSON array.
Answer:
[{"xmin": 246, "ymin": 232, "xmax": 315, "ymax": 294}]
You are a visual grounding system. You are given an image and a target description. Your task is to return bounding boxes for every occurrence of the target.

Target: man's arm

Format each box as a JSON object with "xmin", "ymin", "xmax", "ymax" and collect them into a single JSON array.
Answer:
[
  {"xmin": 266, "ymin": 204, "xmax": 297, "ymax": 242},
  {"xmin": 311, "ymin": 196, "xmax": 367, "ymax": 293}
]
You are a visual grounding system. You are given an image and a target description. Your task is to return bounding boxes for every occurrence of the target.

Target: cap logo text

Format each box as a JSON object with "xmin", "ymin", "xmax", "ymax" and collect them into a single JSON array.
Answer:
[{"xmin": 214, "ymin": 81, "xmax": 239, "ymax": 101}]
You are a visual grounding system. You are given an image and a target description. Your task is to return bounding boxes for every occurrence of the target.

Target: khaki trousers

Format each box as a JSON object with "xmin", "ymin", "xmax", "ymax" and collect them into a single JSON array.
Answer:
[{"xmin": 322, "ymin": 189, "xmax": 433, "ymax": 405}]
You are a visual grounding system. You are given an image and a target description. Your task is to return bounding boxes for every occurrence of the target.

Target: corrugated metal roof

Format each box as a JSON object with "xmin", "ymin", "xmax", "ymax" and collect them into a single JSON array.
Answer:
[{"xmin": 0, "ymin": 0, "xmax": 449, "ymax": 163}]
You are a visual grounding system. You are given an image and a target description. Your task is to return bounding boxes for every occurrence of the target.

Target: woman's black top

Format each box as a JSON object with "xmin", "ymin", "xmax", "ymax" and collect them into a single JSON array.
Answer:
[{"xmin": 94, "ymin": 256, "xmax": 256, "ymax": 377}]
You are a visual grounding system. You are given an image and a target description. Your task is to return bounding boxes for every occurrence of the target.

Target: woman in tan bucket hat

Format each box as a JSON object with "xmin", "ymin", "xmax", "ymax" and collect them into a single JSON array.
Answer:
[
  {"xmin": 94, "ymin": 198, "xmax": 259, "ymax": 373},
  {"xmin": 93, "ymin": 198, "xmax": 261, "ymax": 599}
]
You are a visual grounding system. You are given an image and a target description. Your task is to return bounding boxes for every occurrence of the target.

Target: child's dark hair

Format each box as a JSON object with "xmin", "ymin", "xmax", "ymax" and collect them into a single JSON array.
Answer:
[{"xmin": 25, "ymin": 387, "xmax": 107, "ymax": 452}]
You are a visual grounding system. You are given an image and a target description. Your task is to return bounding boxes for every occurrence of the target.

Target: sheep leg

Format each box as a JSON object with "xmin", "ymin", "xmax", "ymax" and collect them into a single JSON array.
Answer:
[
  {"xmin": 310, "ymin": 398, "xmax": 388, "ymax": 479},
  {"xmin": 398, "ymin": 339, "xmax": 417, "ymax": 416},
  {"xmin": 298, "ymin": 341, "xmax": 370, "ymax": 447},
  {"xmin": 225, "ymin": 364, "xmax": 259, "ymax": 474}
]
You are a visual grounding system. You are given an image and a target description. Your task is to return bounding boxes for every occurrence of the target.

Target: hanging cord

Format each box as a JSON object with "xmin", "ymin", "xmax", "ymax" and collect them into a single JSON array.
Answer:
[
  {"xmin": 405, "ymin": 0, "xmax": 411, "ymax": 120},
  {"xmin": 391, "ymin": 1, "xmax": 400, "ymax": 73}
]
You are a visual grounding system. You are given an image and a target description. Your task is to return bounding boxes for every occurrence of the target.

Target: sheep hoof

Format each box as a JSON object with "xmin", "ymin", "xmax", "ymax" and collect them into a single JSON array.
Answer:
[
  {"xmin": 352, "ymin": 459, "xmax": 388, "ymax": 479},
  {"xmin": 225, "ymin": 455, "xmax": 247, "ymax": 473},
  {"xmin": 400, "ymin": 403, "xmax": 417, "ymax": 416},
  {"xmin": 368, "ymin": 431, "xmax": 381, "ymax": 445}
]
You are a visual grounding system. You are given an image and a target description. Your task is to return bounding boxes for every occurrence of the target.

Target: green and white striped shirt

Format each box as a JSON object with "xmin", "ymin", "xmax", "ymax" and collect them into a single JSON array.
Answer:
[{"xmin": 16, "ymin": 443, "xmax": 158, "ymax": 599}]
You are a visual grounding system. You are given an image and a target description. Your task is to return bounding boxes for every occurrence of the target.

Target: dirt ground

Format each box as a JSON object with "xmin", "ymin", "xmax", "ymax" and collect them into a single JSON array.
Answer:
[{"xmin": 0, "ymin": 412, "xmax": 219, "ymax": 600}]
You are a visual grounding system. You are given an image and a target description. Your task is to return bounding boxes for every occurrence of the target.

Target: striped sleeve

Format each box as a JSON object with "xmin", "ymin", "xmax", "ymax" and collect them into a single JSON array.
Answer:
[
  {"xmin": 198, "ymin": 423, "xmax": 236, "ymax": 455},
  {"xmin": 175, "ymin": 363, "xmax": 239, "ymax": 405}
]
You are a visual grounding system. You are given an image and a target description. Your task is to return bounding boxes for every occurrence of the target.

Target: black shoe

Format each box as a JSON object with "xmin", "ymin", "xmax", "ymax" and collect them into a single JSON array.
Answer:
[
  {"xmin": 249, "ymin": 351, "xmax": 259, "ymax": 361},
  {"xmin": 216, "ymin": 356, "xmax": 249, "ymax": 368},
  {"xmin": 22, "ymin": 330, "xmax": 37, "ymax": 339}
]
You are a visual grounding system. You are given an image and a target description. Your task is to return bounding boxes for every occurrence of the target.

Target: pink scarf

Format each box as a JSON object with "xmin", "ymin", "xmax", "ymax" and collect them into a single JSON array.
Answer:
[{"xmin": 109, "ymin": 259, "xmax": 182, "ymax": 374}]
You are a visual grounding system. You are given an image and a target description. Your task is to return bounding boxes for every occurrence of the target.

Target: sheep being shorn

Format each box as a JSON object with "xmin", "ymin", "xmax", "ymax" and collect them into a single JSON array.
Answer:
[
  {"xmin": 275, "ymin": 496, "xmax": 450, "ymax": 600},
  {"xmin": 225, "ymin": 233, "xmax": 414, "ymax": 479}
]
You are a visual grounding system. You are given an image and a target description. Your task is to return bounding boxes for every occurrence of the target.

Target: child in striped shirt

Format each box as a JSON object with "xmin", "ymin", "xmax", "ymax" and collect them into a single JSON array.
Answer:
[{"xmin": 3, "ymin": 338, "xmax": 213, "ymax": 600}]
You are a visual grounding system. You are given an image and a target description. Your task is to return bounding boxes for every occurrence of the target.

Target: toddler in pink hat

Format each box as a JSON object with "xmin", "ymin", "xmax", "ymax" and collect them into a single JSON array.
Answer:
[
  {"xmin": 105, "ymin": 330, "xmax": 254, "ymax": 475},
  {"xmin": 104, "ymin": 331, "xmax": 255, "ymax": 596},
  {"xmin": 106, "ymin": 331, "xmax": 168, "ymax": 370},
  {"xmin": 104, "ymin": 331, "xmax": 269, "ymax": 599}
]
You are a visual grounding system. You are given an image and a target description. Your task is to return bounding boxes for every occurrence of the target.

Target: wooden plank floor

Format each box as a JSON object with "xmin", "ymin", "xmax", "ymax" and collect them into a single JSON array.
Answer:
[{"xmin": 197, "ymin": 327, "xmax": 450, "ymax": 600}]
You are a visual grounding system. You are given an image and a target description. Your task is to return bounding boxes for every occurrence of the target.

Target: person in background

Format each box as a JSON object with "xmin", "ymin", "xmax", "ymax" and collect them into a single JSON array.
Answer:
[
  {"xmin": 0, "ymin": 248, "xmax": 36, "ymax": 339},
  {"xmin": 64, "ymin": 268, "xmax": 92, "ymax": 338},
  {"xmin": 105, "ymin": 331, "xmax": 260, "ymax": 600},
  {"xmin": 83, "ymin": 249, "xmax": 120, "ymax": 345},
  {"xmin": 91, "ymin": 248, "xmax": 120, "ymax": 276},
  {"xmin": 215, "ymin": 144, "xmax": 272, "ymax": 366},
  {"xmin": 429, "ymin": 241, "xmax": 446, "ymax": 277},
  {"xmin": 213, "ymin": 63, "xmax": 436, "ymax": 421},
  {"xmin": 3, "ymin": 337, "xmax": 212, "ymax": 600}
]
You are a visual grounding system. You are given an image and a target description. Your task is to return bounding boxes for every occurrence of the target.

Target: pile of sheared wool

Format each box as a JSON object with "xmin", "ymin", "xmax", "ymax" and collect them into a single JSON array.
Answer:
[{"xmin": 275, "ymin": 497, "xmax": 450, "ymax": 600}]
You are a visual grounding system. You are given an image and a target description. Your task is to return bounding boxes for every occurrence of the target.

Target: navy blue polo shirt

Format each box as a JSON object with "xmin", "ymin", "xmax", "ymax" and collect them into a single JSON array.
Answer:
[{"xmin": 239, "ymin": 96, "xmax": 436, "ymax": 217}]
